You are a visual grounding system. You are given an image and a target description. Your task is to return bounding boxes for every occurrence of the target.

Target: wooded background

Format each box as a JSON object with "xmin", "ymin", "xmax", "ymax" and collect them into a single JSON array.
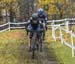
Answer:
[{"xmin": 0, "ymin": 0, "xmax": 75, "ymax": 24}]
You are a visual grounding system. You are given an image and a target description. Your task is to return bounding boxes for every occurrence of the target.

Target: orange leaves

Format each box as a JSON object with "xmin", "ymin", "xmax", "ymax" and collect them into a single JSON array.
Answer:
[{"xmin": 0, "ymin": 30, "xmax": 25, "ymax": 42}]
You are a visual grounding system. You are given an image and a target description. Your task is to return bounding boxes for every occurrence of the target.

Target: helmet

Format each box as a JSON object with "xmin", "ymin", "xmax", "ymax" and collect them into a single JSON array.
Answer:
[
  {"xmin": 37, "ymin": 8, "xmax": 44, "ymax": 15},
  {"xmin": 32, "ymin": 13, "xmax": 38, "ymax": 20}
]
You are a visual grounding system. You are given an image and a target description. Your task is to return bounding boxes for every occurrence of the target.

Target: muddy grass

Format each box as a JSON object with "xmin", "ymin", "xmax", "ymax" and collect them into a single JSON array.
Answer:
[
  {"xmin": 0, "ymin": 29, "xmax": 58, "ymax": 64},
  {"xmin": 0, "ymin": 29, "xmax": 75, "ymax": 64}
]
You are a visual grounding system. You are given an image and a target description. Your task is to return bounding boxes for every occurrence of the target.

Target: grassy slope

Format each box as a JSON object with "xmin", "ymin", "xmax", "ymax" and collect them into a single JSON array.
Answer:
[
  {"xmin": 46, "ymin": 29, "xmax": 75, "ymax": 64},
  {"xmin": 0, "ymin": 30, "xmax": 29, "ymax": 64},
  {"xmin": 0, "ymin": 29, "xmax": 75, "ymax": 64}
]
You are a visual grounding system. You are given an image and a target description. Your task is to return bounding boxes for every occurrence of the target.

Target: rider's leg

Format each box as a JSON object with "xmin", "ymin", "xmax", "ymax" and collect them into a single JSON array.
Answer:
[
  {"xmin": 43, "ymin": 25, "xmax": 48, "ymax": 40},
  {"xmin": 43, "ymin": 31, "xmax": 45, "ymax": 40},
  {"xmin": 36, "ymin": 33, "xmax": 41, "ymax": 50},
  {"xmin": 42, "ymin": 23, "xmax": 46, "ymax": 40},
  {"xmin": 29, "ymin": 32, "xmax": 33, "ymax": 51}
]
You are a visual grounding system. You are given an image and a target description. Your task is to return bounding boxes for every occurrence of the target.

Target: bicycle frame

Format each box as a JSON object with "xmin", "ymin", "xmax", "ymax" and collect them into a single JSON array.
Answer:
[
  {"xmin": 29, "ymin": 30, "xmax": 43, "ymax": 59},
  {"xmin": 31, "ymin": 31, "xmax": 38, "ymax": 59},
  {"xmin": 31, "ymin": 32, "xmax": 37, "ymax": 50}
]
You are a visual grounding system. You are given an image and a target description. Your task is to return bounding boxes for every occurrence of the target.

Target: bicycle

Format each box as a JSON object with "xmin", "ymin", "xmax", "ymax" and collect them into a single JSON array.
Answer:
[{"xmin": 29, "ymin": 30, "xmax": 43, "ymax": 59}]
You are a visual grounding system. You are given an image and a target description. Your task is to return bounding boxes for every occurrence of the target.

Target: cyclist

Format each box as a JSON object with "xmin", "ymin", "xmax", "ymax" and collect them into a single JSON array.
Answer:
[
  {"xmin": 26, "ymin": 13, "xmax": 44, "ymax": 51},
  {"xmin": 37, "ymin": 8, "xmax": 48, "ymax": 40}
]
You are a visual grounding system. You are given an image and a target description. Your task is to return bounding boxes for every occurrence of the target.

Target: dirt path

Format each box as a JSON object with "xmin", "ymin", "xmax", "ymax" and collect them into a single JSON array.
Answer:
[{"xmin": 17, "ymin": 40, "xmax": 58, "ymax": 64}]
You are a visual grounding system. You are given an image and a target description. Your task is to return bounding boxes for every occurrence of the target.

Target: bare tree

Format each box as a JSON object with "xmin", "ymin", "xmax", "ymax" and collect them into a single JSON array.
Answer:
[{"xmin": 17, "ymin": 0, "xmax": 36, "ymax": 21}]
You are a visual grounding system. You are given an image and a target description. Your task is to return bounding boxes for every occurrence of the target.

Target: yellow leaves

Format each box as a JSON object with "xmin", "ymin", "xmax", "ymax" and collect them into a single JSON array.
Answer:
[
  {"xmin": 3, "ymin": 0, "xmax": 11, "ymax": 3},
  {"xmin": 38, "ymin": 0, "xmax": 49, "ymax": 7},
  {"xmin": 37, "ymin": 0, "xmax": 70, "ymax": 15},
  {"xmin": 0, "ymin": 30, "xmax": 25, "ymax": 43},
  {"xmin": 38, "ymin": 0, "xmax": 54, "ymax": 5},
  {"xmin": 37, "ymin": 0, "xmax": 57, "ymax": 15},
  {"xmin": 3, "ymin": 0, "xmax": 16, "ymax": 3}
]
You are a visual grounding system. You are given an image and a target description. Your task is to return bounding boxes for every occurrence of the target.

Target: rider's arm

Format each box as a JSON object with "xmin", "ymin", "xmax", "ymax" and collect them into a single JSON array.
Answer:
[
  {"xmin": 26, "ymin": 17, "xmax": 32, "ymax": 27},
  {"xmin": 26, "ymin": 24, "xmax": 32, "ymax": 31}
]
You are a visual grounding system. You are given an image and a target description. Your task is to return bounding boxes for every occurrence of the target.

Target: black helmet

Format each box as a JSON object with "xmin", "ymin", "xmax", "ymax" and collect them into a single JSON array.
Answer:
[{"xmin": 32, "ymin": 13, "xmax": 38, "ymax": 20}]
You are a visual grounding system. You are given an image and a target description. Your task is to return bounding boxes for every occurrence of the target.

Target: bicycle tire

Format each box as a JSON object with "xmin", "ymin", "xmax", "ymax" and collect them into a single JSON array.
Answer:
[
  {"xmin": 31, "ymin": 39, "xmax": 36, "ymax": 59},
  {"xmin": 39, "ymin": 33, "xmax": 43, "ymax": 52},
  {"xmin": 32, "ymin": 49, "xmax": 35, "ymax": 59}
]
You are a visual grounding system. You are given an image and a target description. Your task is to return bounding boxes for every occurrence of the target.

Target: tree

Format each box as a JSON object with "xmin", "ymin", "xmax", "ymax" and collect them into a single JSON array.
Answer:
[
  {"xmin": 37, "ymin": 0, "xmax": 75, "ymax": 19},
  {"xmin": 17, "ymin": 0, "xmax": 36, "ymax": 21},
  {"xmin": 0, "ymin": 0, "xmax": 18, "ymax": 23}
]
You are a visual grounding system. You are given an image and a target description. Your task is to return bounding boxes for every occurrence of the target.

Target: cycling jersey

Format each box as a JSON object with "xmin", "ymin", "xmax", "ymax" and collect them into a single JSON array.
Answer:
[
  {"xmin": 27, "ymin": 19, "xmax": 44, "ymax": 39},
  {"xmin": 38, "ymin": 13, "xmax": 47, "ymax": 25},
  {"xmin": 27, "ymin": 22, "xmax": 43, "ymax": 31}
]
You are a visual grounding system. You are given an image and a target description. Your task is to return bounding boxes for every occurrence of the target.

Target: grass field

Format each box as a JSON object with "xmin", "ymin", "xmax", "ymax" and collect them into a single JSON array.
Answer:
[{"xmin": 0, "ymin": 29, "xmax": 75, "ymax": 64}]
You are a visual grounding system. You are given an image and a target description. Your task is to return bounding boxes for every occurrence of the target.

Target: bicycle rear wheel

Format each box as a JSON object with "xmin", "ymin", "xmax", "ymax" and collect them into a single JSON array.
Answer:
[{"xmin": 39, "ymin": 33, "xmax": 43, "ymax": 52}]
